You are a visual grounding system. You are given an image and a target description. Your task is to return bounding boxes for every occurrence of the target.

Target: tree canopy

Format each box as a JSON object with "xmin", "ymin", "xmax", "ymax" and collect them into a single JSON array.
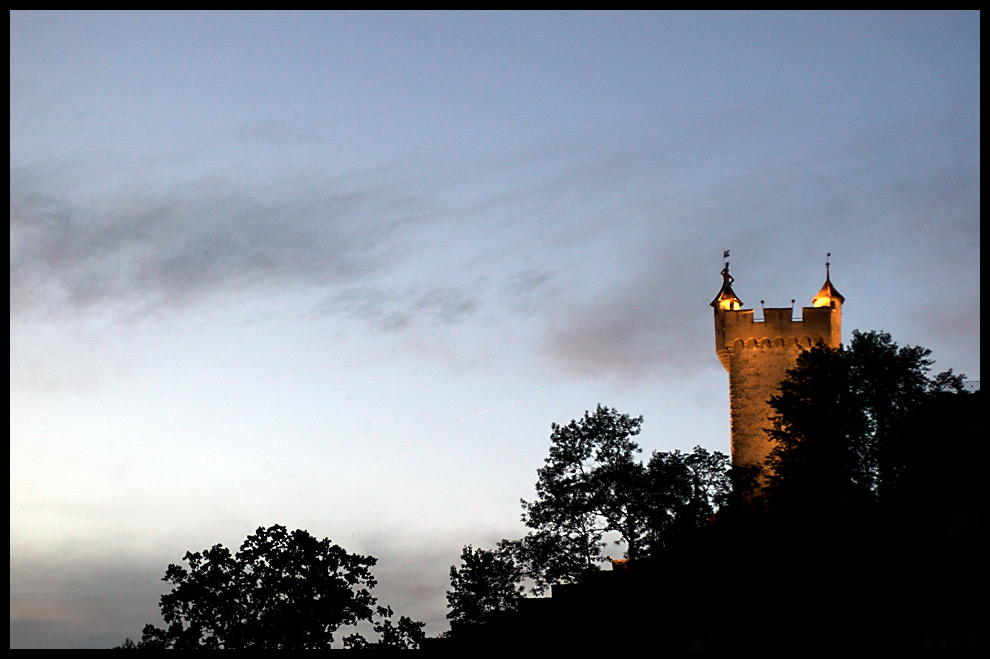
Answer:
[
  {"xmin": 129, "ymin": 525, "xmax": 420, "ymax": 650},
  {"xmin": 520, "ymin": 404, "xmax": 645, "ymax": 569},
  {"xmin": 505, "ymin": 405, "xmax": 729, "ymax": 593},
  {"xmin": 342, "ymin": 606, "xmax": 426, "ymax": 650},
  {"xmin": 639, "ymin": 446, "xmax": 731, "ymax": 551},
  {"xmin": 446, "ymin": 545, "xmax": 525, "ymax": 628},
  {"xmin": 763, "ymin": 329, "xmax": 966, "ymax": 513}
]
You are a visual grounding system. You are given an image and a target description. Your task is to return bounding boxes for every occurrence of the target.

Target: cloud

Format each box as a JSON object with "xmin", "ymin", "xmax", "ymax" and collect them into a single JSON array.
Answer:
[
  {"xmin": 10, "ymin": 553, "xmax": 166, "ymax": 649},
  {"xmin": 10, "ymin": 97, "xmax": 980, "ymax": 383},
  {"xmin": 539, "ymin": 99, "xmax": 980, "ymax": 382},
  {"xmin": 9, "ymin": 164, "xmax": 428, "ymax": 320},
  {"xmin": 317, "ymin": 279, "xmax": 484, "ymax": 332}
]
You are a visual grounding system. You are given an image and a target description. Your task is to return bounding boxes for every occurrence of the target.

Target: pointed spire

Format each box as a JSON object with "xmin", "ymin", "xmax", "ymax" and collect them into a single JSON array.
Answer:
[
  {"xmin": 711, "ymin": 259, "xmax": 743, "ymax": 310},
  {"xmin": 812, "ymin": 252, "xmax": 844, "ymax": 307}
]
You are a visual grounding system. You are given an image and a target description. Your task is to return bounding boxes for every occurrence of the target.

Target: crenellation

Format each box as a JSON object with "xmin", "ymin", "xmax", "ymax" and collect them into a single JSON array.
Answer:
[{"xmin": 711, "ymin": 260, "xmax": 843, "ymax": 471}]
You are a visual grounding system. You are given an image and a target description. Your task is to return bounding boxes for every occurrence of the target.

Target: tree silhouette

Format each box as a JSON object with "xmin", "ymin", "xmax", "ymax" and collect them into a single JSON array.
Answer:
[
  {"xmin": 446, "ymin": 545, "xmax": 524, "ymax": 628},
  {"xmin": 639, "ymin": 446, "xmax": 730, "ymax": 553},
  {"xmin": 128, "ymin": 525, "xmax": 418, "ymax": 649},
  {"xmin": 497, "ymin": 529, "xmax": 596, "ymax": 596},
  {"xmin": 520, "ymin": 405, "xmax": 644, "ymax": 574},
  {"xmin": 504, "ymin": 405, "xmax": 730, "ymax": 592},
  {"xmin": 343, "ymin": 606, "xmax": 425, "ymax": 650},
  {"xmin": 438, "ymin": 335, "xmax": 975, "ymax": 649},
  {"xmin": 764, "ymin": 330, "xmax": 966, "ymax": 513}
]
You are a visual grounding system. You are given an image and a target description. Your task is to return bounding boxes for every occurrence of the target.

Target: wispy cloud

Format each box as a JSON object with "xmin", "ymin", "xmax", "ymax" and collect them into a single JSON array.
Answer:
[
  {"xmin": 9, "ymin": 164, "xmax": 428, "ymax": 319},
  {"xmin": 10, "ymin": 98, "xmax": 980, "ymax": 382}
]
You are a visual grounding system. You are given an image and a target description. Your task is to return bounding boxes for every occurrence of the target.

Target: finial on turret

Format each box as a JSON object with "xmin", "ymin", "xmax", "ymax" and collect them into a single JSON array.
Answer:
[
  {"xmin": 812, "ymin": 252, "xmax": 844, "ymax": 307},
  {"xmin": 711, "ymin": 252, "xmax": 742, "ymax": 311}
]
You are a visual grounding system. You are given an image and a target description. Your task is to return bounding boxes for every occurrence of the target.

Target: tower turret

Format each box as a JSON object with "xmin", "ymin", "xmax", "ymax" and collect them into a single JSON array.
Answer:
[
  {"xmin": 711, "ymin": 261, "xmax": 743, "ymax": 311},
  {"xmin": 713, "ymin": 256, "xmax": 843, "ymax": 471},
  {"xmin": 810, "ymin": 254, "xmax": 844, "ymax": 344}
]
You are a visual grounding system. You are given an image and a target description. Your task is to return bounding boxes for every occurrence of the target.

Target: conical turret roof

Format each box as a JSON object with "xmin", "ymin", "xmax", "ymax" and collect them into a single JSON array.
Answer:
[
  {"xmin": 711, "ymin": 262, "xmax": 743, "ymax": 310},
  {"xmin": 812, "ymin": 256, "xmax": 844, "ymax": 307}
]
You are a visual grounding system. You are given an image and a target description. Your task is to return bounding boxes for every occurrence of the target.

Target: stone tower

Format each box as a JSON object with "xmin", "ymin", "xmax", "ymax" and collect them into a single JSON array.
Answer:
[{"xmin": 712, "ymin": 258, "xmax": 844, "ymax": 470}]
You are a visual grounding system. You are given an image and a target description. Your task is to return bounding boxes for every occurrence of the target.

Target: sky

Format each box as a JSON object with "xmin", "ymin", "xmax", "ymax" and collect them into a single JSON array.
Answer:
[{"xmin": 9, "ymin": 10, "xmax": 980, "ymax": 648}]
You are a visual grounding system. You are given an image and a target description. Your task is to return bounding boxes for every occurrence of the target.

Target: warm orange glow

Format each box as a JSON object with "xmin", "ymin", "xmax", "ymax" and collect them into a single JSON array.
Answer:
[
  {"xmin": 811, "ymin": 295, "xmax": 832, "ymax": 308},
  {"xmin": 608, "ymin": 557, "xmax": 629, "ymax": 571}
]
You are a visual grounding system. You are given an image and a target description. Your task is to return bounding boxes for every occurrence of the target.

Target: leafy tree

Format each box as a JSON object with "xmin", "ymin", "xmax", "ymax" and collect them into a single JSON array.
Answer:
[
  {"xmin": 639, "ymin": 446, "xmax": 731, "ymax": 553},
  {"xmin": 497, "ymin": 530, "xmax": 592, "ymax": 596},
  {"xmin": 446, "ymin": 545, "xmax": 524, "ymax": 627},
  {"xmin": 764, "ymin": 330, "xmax": 966, "ymax": 512},
  {"xmin": 520, "ymin": 405, "xmax": 645, "ymax": 570},
  {"xmin": 343, "ymin": 606, "xmax": 426, "ymax": 650},
  {"xmin": 510, "ymin": 405, "xmax": 730, "ymax": 591},
  {"xmin": 131, "ymin": 525, "xmax": 412, "ymax": 649}
]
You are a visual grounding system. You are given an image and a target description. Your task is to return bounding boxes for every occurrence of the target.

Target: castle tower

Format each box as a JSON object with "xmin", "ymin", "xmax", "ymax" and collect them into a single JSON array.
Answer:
[{"xmin": 712, "ymin": 257, "xmax": 843, "ymax": 471}]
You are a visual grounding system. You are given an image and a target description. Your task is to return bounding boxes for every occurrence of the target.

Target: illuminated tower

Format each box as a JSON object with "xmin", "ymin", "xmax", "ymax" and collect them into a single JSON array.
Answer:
[{"xmin": 712, "ymin": 257, "xmax": 844, "ymax": 471}]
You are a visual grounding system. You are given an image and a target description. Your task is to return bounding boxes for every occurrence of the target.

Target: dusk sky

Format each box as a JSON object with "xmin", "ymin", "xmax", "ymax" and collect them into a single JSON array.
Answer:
[{"xmin": 10, "ymin": 11, "xmax": 980, "ymax": 648}]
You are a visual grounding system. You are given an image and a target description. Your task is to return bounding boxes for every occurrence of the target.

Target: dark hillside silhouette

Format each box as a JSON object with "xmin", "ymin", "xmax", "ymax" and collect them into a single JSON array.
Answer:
[{"xmin": 436, "ymin": 332, "xmax": 978, "ymax": 651}]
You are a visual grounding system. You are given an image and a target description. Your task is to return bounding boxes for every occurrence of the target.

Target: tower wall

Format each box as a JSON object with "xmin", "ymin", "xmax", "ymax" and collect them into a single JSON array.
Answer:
[{"xmin": 715, "ymin": 305, "xmax": 841, "ymax": 469}]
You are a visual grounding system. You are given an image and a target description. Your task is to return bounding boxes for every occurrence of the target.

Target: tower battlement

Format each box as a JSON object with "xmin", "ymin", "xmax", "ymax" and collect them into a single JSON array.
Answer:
[
  {"xmin": 712, "ymin": 258, "xmax": 843, "ymax": 470},
  {"xmin": 714, "ymin": 306, "xmax": 840, "ymax": 371}
]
